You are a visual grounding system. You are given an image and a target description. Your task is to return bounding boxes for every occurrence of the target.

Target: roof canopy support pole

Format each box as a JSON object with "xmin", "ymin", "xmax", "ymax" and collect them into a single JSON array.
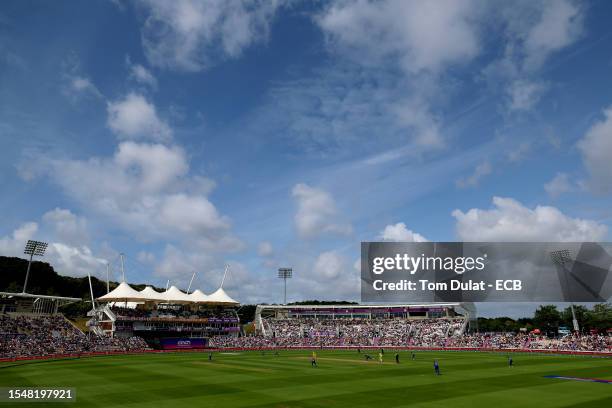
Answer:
[
  {"xmin": 120, "ymin": 253, "xmax": 125, "ymax": 282},
  {"xmin": 220, "ymin": 264, "xmax": 229, "ymax": 288},
  {"xmin": 187, "ymin": 271, "xmax": 196, "ymax": 294},
  {"xmin": 106, "ymin": 263, "xmax": 110, "ymax": 293},
  {"xmin": 87, "ymin": 271, "xmax": 96, "ymax": 312}
]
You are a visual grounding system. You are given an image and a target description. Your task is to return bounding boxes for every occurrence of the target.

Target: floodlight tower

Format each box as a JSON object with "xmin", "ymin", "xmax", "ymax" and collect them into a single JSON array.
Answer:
[
  {"xmin": 22, "ymin": 240, "xmax": 48, "ymax": 294},
  {"xmin": 278, "ymin": 268, "xmax": 292, "ymax": 305},
  {"xmin": 550, "ymin": 249, "xmax": 579, "ymax": 332}
]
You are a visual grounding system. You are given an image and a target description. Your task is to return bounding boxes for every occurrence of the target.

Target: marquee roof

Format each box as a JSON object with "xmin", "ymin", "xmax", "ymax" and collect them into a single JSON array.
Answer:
[
  {"xmin": 189, "ymin": 289, "xmax": 211, "ymax": 303},
  {"xmin": 162, "ymin": 285, "xmax": 192, "ymax": 303},
  {"xmin": 96, "ymin": 282, "xmax": 238, "ymax": 305},
  {"xmin": 139, "ymin": 286, "xmax": 165, "ymax": 302},
  {"xmin": 97, "ymin": 282, "xmax": 146, "ymax": 302},
  {"xmin": 207, "ymin": 287, "xmax": 239, "ymax": 305}
]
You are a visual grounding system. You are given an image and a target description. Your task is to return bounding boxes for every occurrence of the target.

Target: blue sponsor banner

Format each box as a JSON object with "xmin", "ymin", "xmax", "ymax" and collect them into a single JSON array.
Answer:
[{"xmin": 159, "ymin": 337, "xmax": 207, "ymax": 350}]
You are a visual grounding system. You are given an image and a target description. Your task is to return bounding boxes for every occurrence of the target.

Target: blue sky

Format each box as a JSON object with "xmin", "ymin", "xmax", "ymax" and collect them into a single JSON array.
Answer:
[{"xmin": 1, "ymin": 0, "xmax": 611, "ymax": 315}]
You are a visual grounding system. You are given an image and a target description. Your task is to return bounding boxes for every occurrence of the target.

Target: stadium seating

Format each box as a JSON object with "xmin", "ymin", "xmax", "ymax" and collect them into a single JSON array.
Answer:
[
  {"xmin": 210, "ymin": 317, "xmax": 611, "ymax": 352},
  {"xmin": 0, "ymin": 314, "xmax": 148, "ymax": 359},
  {"xmin": 2, "ymin": 313, "xmax": 610, "ymax": 358}
]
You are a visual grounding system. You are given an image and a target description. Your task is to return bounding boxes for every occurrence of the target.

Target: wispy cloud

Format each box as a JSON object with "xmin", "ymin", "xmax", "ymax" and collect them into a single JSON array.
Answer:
[
  {"xmin": 456, "ymin": 161, "xmax": 492, "ymax": 189},
  {"xmin": 136, "ymin": 0, "xmax": 285, "ymax": 71}
]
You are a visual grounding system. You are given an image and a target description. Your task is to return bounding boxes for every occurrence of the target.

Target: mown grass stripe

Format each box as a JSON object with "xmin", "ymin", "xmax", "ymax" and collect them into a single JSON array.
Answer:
[{"xmin": 0, "ymin": 350, "xmax": 609, "ymax": 408}]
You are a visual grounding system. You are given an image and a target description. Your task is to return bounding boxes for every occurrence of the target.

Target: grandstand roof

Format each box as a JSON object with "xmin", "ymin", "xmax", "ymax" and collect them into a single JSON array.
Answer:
[
  {"xmin": 139, "ymin": 286, "xmax": 165, "ymax": 302},
  {"xmin": 97, "ymin": 282, "xmax": 146, "ymax": 302},
  {"xmin": 189, "ymin": 289, "xmax": 211, "ymax": 303},
  {"xmin": 207, "ymin": 287, "xmax": 239, "ymax": 305},
  {"xmin": 162, "ymin": 285, "xmax": 192, "ymax": 304},
  {"xmin": 0, "ymin": 291, "xmax": 81, "ymax": 302},
  {"xmin": 95, "ymin": 282, "xmax": 239, "ymax": 305}
]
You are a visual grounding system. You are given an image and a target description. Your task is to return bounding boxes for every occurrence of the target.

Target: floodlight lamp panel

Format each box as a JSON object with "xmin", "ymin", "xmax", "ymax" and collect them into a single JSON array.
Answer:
[
  {"xmin": 23, "ymin": 240, "xmax": 48, "ymax": 256},
  {"xmin": 550, "ymin": 249, "xmax": 571, "ymax": 266}
]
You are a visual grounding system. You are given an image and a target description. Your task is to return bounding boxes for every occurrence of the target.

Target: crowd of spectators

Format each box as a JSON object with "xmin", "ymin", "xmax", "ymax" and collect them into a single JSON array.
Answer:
[
  {"xmin": 211, "ymin": 318, "xmax": 464, "ymax": 348},
  {"xmin": 442, "ymin": 332, "xmax": 611, "ymax": 351},
  {"xmin": 210, "ymin": 317, "xmax": 611, "ymax": 352},
  {"xmin": 2, "ymin": 314, "xmax": 609, "ymax": 358},
  {"xmin": 0, "ymin": 314, "xmax": 148, "ymax": 359},
  {"xmin": 110, "ymin": 306, "xmax": 238, "ymax": 321}
]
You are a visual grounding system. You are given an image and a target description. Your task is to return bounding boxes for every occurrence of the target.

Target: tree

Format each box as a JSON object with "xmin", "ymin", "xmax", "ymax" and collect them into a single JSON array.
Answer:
[
  {"xmin": 587, "ymin": 303, "xmax": 612, "ymax": 332},
  {"xmin": 561, "ymin": 305, "xmax": 588, "ymax": 331},
  {"xmin": 236, "ymin": 304, "xmax": 257, "ymax": 323},
  {"xmin": 534, "ymin": 305, "xmax": 561, "ymax": 334},
  {"xmin": 475, "ymin": 317, "xmax": 520, "ymax": 333}
]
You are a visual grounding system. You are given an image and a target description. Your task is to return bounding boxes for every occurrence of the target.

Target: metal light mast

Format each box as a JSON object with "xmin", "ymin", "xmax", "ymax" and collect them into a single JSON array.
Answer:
[
  {"xmin": 550, "ymin": 249, "xmax": 579, "ymax": 332},
  {"xmin": 22, "ymin": 240, "xmax": 48, "ymax": 293},
  {"xmin": 278, "ymin": 268, "xmax": 292, "ymax": 305}
]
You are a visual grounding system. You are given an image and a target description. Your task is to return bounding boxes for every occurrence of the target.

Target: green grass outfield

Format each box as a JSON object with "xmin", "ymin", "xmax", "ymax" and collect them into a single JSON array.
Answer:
[{"xmin": 0, "ymin": 350, "xmax": 610, "ymax": 407}]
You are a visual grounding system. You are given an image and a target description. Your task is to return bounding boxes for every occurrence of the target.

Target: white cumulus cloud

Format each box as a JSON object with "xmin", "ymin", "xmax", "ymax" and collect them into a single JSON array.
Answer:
[
  {"xmin": 0, "ymin": 220, "xmax": 107, "ymax": 278},
  {"xmin": 522, "ymin": 0, "xmax": 583, "ymax": 70},
  {"xmin": 33, "ymin": 141, "xmax": 240, "ymax": 253},
  {"xmin": 292, "ymin": 183, "xmax": 352, "ymax": 239},
  {"xmin": 379, "ymin": 222, "xmax": 428, "ymax": 242},
  {"xmin": 314, "ymin": 0, "xmax": 485, "ymax": 152},
  {"xmin": 0, "ymin": 222, "xmax": 39, "ymax": 256},
  {"xmin": 107, "ymin": 93, "xmax": 172, "ymax": 141},
  {"xmin": 42, "ymin": 208, "xmax": 89, "ymax": 246},
  {"xmin": 47, "ymin": 242, "xmax": 107, "ymax": 278},
  {"xmin": 313, "ymin": 250, "xmax": 345, "ymax": 280},
  {"xmin": 452, "ymin": 196, "xmax": 608, "ymax": 242},
  {"xmin": 578, "ymin": 106, "xmax": 612, "ymax": 194},
  {"xmin": 317, "ymin": 0, "xmax": 480, "ymax": 74}
]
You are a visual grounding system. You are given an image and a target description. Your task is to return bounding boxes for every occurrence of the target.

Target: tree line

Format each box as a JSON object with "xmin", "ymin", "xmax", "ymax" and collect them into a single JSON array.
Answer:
[{"xmin": 476, "ymin": 304, "xmax": 611, "ymax": 334}]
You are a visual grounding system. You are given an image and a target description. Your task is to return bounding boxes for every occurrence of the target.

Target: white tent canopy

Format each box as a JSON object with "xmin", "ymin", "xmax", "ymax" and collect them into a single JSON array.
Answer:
[
  {"xmin": 139, "ymin": 286, "xmax": 165, "ymax": 302},
  {"xmin": 189, "ymin": 289, "xmax": 210, "ymax": 303},
  {"xmin": 97, "ymin": 282, "xmax": 146, "ymax": 302},
  {"xmin": 96, "ymin": 282, "xmax": 239, "ymax": 305},
  {"xmin": 162, "ymin": 285, "xmax": 192, "ymax": 304},
  {"xmin": 207, "ymin": 287, "xmax": 239, "ymax": 305}
]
